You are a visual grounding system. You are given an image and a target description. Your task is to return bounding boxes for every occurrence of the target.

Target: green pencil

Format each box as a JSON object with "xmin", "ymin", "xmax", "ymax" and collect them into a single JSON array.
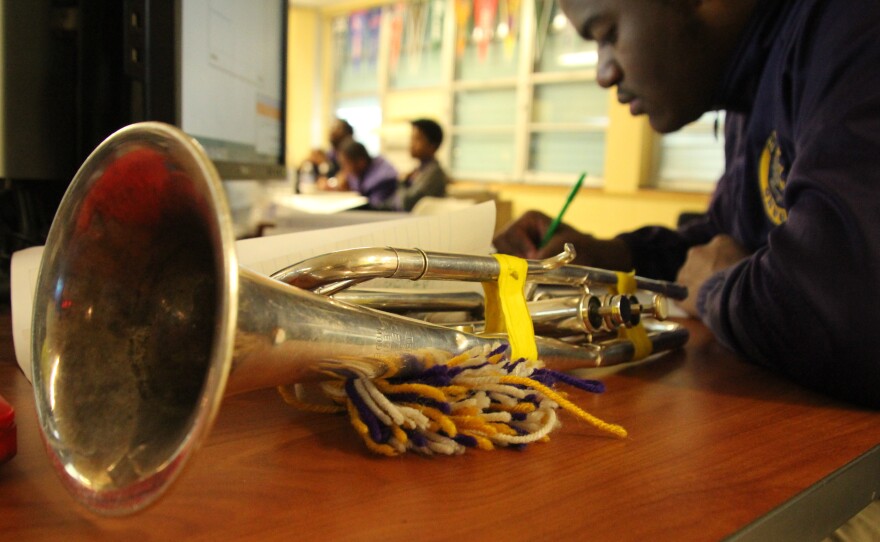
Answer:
[{"xmin": 540, "ymin": 172, "xmax": 587, "ymax": 249}]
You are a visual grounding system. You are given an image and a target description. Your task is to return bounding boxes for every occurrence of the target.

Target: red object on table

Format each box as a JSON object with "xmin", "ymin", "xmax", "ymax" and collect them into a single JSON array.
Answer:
[{"xmin": 0, "ymin": 393, "xmax": 15, "ymax": 464}]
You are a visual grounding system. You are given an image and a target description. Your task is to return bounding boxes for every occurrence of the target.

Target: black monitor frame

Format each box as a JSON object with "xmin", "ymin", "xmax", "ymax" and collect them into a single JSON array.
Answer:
[
  {"xmin": 3, "ymin": 0, "xmax": 288, "ymax": 184},
  {"xmin": 84, "ymin": 0, "xmax": 289, "ymax": 182}
]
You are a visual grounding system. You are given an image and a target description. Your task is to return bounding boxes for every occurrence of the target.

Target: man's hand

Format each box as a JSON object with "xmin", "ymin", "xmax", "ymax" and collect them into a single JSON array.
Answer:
[
  {"xmin": 493, "ymin": 210, "xmax": 632, "ymax": 270},
  {"xmin": 675, "ymin": 234, "xmax": 749, "ymax": 317},
  {"xmin": 492, "ymin": 210, "xmax": 555, "ymax": 259}
]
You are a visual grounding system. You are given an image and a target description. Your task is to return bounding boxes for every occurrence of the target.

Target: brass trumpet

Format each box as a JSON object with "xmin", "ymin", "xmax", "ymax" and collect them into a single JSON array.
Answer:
[
  {"xmin": 31, "ymin": 122, "xmax": 688, "ymax": 515},
  {"xmin": 277, "ymin": 245, "xmax": 687, "ymax": 352}
]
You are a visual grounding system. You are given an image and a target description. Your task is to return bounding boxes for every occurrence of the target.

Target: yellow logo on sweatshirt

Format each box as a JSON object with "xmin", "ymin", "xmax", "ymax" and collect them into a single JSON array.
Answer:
[{"xmin": 759, "ymin": 131, "xmax": 788, "ymax": 225}]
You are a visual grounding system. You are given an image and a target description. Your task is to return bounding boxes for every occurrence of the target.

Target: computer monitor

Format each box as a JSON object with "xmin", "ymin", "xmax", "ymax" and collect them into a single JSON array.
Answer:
[{"xmin": 178, "ymin": 0, "xmax": 287, "ymax": 180}]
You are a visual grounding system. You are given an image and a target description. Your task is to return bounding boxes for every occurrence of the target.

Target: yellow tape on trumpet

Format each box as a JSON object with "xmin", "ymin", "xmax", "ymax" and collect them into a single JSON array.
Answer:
[
  {"xmin": 614, "ymin": 270, "xmax": 653, "ymax": 360},
  {"xmin": 481, "ymin": 253, "xmax": 538, "ymax": 362}
]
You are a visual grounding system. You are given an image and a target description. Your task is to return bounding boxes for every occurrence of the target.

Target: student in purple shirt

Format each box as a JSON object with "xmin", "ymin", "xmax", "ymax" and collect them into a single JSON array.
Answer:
[
  {"xmin": 493, "ymin": 0, "xmax": 880, "ymax": 410},
  {"xmin": 336, "ymin": 139, "xmax": 399, "ymax": 210}
]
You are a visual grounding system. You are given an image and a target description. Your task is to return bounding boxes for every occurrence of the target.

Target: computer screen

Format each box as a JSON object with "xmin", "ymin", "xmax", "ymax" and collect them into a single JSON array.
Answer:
[{"xmin": 179, "ymin": 0, "xmax": 288, "ymax": 180}]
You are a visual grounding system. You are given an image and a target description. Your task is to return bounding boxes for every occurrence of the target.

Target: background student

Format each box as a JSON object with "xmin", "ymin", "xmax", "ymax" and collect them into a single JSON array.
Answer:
[
  {"xmin": 335, "ymin": 139, "xmax": 399, "ymax": 210},
  {"xmin": 388, "ymin": 118, "xmax": 450, "ymax": 212}
]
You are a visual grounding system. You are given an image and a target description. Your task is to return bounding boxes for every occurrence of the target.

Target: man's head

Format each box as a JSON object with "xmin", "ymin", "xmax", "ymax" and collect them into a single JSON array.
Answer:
[
  {"xmin": 338, "ymin": 139, "xmax": 371, "ymax": 177},
  {"xmin": 329, "ymin": 118, "xmax": 354, "ymax": 149},
  {"xmin": 559, "ymin": 0, "xmax": 758, "ymax": 133},
  {"xmin": 409, "ymin": 119, "xmax": 444, "ymax": 161}
]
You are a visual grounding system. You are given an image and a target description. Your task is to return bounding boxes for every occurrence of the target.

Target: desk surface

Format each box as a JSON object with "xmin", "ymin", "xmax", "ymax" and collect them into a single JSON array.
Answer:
[{"xmin": 1, "ymin": 306, "xmax": 879, "ymax": 541}]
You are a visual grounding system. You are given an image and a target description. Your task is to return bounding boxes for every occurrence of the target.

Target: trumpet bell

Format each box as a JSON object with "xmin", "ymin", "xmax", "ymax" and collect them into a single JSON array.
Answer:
[
  {"xmin": 32, "ymin": 123, "xmax": 239, "ymax": 514},
  {"xmin": 30, "ymin": 122, "xmax": 503, "ymax": 514}
]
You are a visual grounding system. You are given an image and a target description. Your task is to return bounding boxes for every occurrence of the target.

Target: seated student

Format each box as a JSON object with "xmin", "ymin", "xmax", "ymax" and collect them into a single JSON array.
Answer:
[
  {"xmin": 296, "ymin": 119, "xmax": 354, "ymax": 192},
  {"xmin": 493, "ymin": 0, "xmax": 880, "ymax": 410},
  {"xmin": 389, "ymin": 118, "xmax": 450, "ymax": 212},
  {"xmin": 323, "ymin": 118, "xmax": 355, "ymax": 179},
  {"xmin": 335, "ymin": 139, "xmax": 399, "ymax": 210}
]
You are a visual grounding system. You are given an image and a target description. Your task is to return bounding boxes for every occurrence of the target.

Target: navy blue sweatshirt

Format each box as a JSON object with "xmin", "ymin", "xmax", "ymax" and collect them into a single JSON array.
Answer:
[{"xmin": 617, "ymin": 0, "xmax": 880, "ymax": 408}]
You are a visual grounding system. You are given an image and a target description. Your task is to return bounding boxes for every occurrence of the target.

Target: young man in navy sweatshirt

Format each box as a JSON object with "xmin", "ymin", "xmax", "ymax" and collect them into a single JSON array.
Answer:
[{"xmin": 493, "ymin": 0, "xmax": 880, "ymax": 410}]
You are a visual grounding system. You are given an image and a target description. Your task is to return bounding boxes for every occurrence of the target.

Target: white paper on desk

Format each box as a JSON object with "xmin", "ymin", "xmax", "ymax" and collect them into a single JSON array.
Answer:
[
  {"xmin": 270, "ymin": 192, "xmax": 369, "ymax": 214},
  {"xmin": 238, "ymin": 200, "xmax": 495, "ymax": 282},
  {"xmin": 10, "ymin": 246, "xmax": 45, "ymax": 383},
  {"xmin": 10, "ymin": 201, "xmax": 497, "ymax": 382}
]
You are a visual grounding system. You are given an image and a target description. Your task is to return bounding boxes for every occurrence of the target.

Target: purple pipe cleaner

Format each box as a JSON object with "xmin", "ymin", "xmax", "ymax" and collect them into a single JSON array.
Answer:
[
  {"xmin": 489, "ymin": 344, "xmax": 509, "ymax": 357},
  {"xmin": 453, "ymin": 434, "xmax": 478, "ymax": 448},
  {"xmin": 345, "ymin": 379, "xmax": 385, "ymax": 443},
  {"xmin": 406, "ymin": 428, "xmax": 427, "ymax": 448},
  {"xmin": 533, "ymin": 368, "xmax": 605, "ymax": 394}
]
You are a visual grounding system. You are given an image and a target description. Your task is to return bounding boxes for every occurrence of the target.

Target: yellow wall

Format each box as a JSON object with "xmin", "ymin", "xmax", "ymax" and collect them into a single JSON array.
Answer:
[
  {"xmin": 287, "ymin": 7, "xmax": 320, "ymax": 168},
  {"xmin": 453, "ymin": 181, "xmax": 708, "ymax": 237},
  {"xmin": 457, "ymin": 96, "xmax": 710, "ymax": 236}
]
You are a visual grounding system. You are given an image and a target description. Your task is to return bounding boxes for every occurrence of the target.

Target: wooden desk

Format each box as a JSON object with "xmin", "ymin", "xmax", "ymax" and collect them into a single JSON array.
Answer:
[{"xmin": 1, "ymin": 306, "xmax": 878, "ymax": 541}]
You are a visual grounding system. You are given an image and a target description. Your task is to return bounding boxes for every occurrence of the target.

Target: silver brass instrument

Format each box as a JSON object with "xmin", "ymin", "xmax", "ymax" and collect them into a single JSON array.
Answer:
[
  {"xmin": 31, "ymin": 122, "xmax": 688, "ymax": 515},
  {"xmin": 276, "ymin": 245, "xmax": 687, "ymax": 347}
]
